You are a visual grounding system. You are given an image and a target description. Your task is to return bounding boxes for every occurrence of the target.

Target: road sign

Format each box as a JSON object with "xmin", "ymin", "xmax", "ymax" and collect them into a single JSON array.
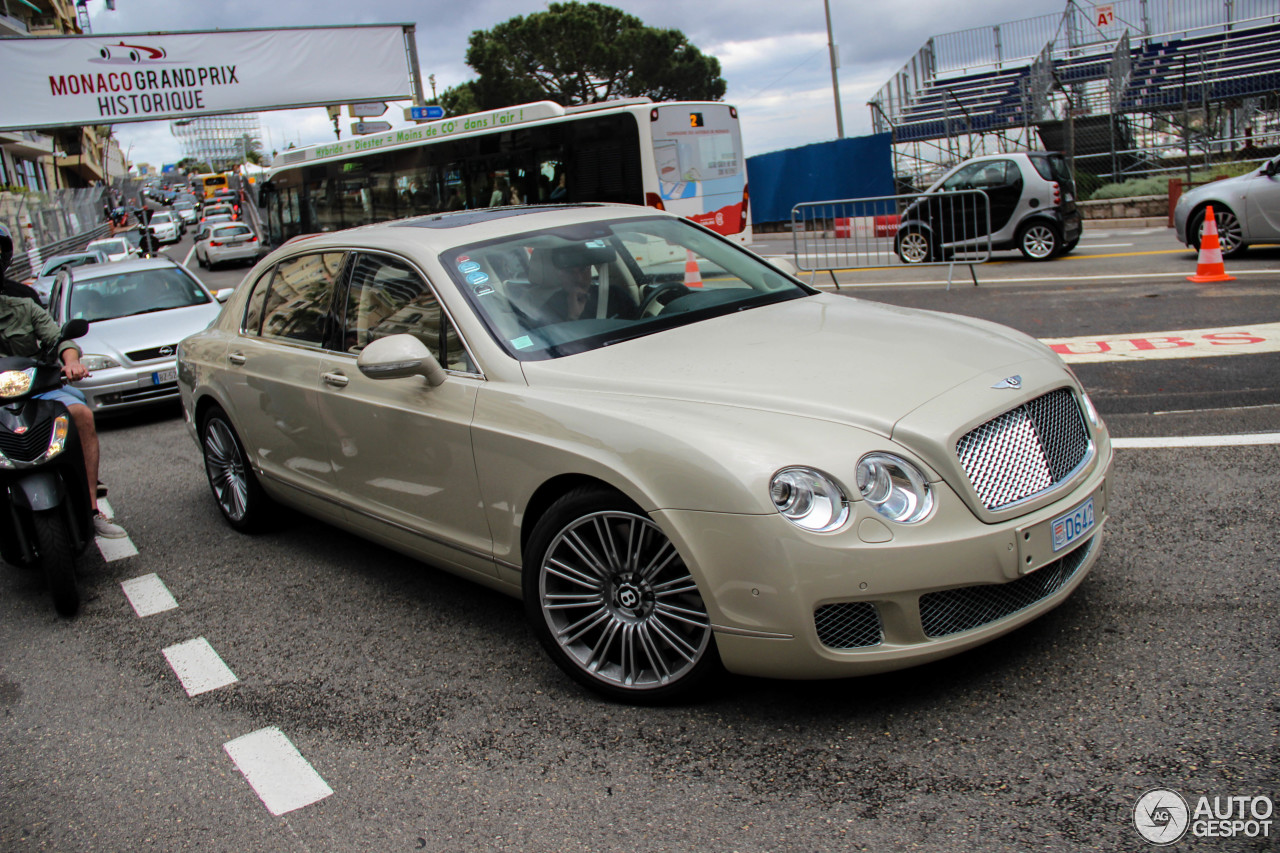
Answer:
[
  {"xmin": 352, "ymin": 121, "xmax": 392, "ymax": 135},
  {"xmin": 350, "ymin": 102, "xmax": 388, "ymax": 118},
  {"xmin": 405, "ymin": 105, "xmax": 445, "ymax": 121}
]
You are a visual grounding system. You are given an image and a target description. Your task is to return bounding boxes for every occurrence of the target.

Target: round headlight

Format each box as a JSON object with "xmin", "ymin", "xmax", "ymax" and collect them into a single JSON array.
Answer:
[
  {"xmin": 770, "ymin": 467, "xmax": 849, "ymax": 532},
  {"xmin": 855, "ymin": 453, "xmax": 934, "ymax": 524}
]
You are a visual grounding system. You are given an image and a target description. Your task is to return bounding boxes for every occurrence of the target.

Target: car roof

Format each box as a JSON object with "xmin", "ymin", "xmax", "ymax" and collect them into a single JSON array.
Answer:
[
  {"xmin": 262, "ymin": 204, "xmax": 669, "ymax": 263},
  {"xmin": 64, "ymin": 256, "xmax": 186, "ymax": 280}
]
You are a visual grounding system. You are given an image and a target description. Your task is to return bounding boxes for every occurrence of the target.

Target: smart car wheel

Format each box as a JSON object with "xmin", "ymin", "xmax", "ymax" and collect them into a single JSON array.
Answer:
[
  {"xmin": 523, "ymin": 487, "xmax": 720, "ymax": 703},
  {"xmin": 1190, "ymin": 206, "xmax": 1245, "ymax": 257},
  {"xmin": 200, "ymin": 406, "xmax": 273, "ymax": 533},
  {"xmin": 896, "ymin": 228, "xmax": 934, "ymax": 264},
  {"xmin": 1018, "ymin": 221, "xmax": 1061, "ymax": 260}
]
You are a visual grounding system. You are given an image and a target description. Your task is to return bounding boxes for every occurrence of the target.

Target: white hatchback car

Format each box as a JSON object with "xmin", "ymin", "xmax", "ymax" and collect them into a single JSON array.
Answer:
[
  {"xmin": 194, "ymin": 222, "xmax": 260, "ymax": 269},
  {"xmin": 178, "ymin": 205, "xmax": 1112, "ymax": 702}
]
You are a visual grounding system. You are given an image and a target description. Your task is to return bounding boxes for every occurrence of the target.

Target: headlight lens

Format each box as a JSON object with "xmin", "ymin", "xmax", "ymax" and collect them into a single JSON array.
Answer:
[
  {"xmin": 856, "ymin": 453, "xmax": 934, "ymax": 524},
  {"xmin": 0, "ymin": 368, "xmax": 35, "ymax": 398},
  {"xmin": 1081, "ymin": 391, "xmax": 1101, "ymax": 427},
  {"xmin": 770, "ymin": 467, "xmax": 849, "ymax": 532},
  {"xmin": 81, "ymin": 355, "xmax": 120, "ymax": 371}
]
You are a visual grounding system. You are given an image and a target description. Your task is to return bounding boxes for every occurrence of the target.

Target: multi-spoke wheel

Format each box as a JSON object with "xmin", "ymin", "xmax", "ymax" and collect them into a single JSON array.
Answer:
[
  {"xmin": 1017, "ymin": 221, "xmax": 1062, "ymax": 260},
  {"xmin": 895, "ymin": 227, "xmax": 936, "ymax": 264},
  {"xmin": 1189, "ymin": 205, "xmax": 1246, "ymax": 257},
  {"xmin": 523, "ymin": 487, "xmax": 720, "ymax": 703},
  {"xmin": 200, "ymin": 406, "xmax": 273, "ymax": 533}
]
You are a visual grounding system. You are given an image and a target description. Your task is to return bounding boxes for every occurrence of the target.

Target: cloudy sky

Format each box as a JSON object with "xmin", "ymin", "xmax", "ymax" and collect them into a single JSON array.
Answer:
[{"xmin": 83, "ymin": 0, "xmax": 1078, "ymax": 169}]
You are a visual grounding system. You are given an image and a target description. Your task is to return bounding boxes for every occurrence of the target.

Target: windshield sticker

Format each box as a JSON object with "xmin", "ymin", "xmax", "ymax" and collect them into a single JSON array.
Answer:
[
  {"xmin": 510, "ymin": 335, "xmax": 534, "ymax": 350},
  {"xmin": 465, "ymin": 271, "xmax": 490, "ymax": 285},
  {"xmin": 471, "ymin": 283, "xmax": 494, "ymax": 296},
  {"xmin": 457, "ymin": 260, "xmax": 481, "ymax": 274},
  {"xmin": 454, "ymin": 255, "xmax": 470, "ymax": 264}
]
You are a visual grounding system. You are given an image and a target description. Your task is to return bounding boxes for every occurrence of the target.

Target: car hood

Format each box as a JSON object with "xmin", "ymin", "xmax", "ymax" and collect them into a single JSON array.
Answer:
[
  {"xmin": 76, "ymin": 303, "xmax": 223, "ymax": 362},
  {"xmin": 519, "ymin": 294, "xmax": 1056, "ymax": 437}
]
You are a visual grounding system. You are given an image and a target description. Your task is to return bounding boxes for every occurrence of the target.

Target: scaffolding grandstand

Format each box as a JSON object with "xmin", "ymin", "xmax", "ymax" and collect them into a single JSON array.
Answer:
[
  {"xmin": 170, "ymin": 113, "xmax": 263, "ymax": 171},
  {"xmin": 869, "ymin": 0, "xmax": 1280, "ymax": 190}
]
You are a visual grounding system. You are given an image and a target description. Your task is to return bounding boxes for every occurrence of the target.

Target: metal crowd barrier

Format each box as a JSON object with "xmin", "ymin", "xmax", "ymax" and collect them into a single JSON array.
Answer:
[{"xmin": 790, "ymin": 189, "xmax": 992, "ymax": 288}]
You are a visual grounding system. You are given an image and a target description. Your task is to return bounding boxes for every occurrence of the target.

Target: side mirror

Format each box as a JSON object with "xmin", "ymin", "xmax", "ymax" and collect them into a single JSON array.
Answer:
[
  {"xmin": 61, "ymin": 318, "xmax": 89, "ymax": 340},
  {"xmin": 213, "ymin": 288, "xmax": 235, "ymax": 303},
  {"xmin": 357, "ymin": 333, "xmax": 447, "ymax": 387},
  {"xmin": 765, "ymin": 256, "xmax": 798, "ymax": 276}
]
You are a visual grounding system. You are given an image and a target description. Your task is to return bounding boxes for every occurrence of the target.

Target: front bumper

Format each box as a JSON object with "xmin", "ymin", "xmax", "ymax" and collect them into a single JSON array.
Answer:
[
  {"xmin": 75, "ymin": 361, "xmax": 180, "ymax": 412},
  {"xmin": 655, "ymin": 448, "xmax": 1112, "ymax": 680}
]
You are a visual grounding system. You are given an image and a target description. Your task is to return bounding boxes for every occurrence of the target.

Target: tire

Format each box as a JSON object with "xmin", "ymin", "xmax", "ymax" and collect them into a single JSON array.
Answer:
[
  {"xmin": 895, "ymin": 227, "xmax": 936, "ymax": 264},
  {"xmin": 196, "ymin": 251, "xmax": 206, "ymax": 269},
  {"xmin": 200, "ymin": 406, "xmax": 273, "ymax": 533},
  {"xmin": 1017, "ymin": 220, "xmax": 1062, "ymax": 260},
  {"xmin": 1189, "ymin": 206, "xmax": 1246, "ymax": 257},
  {"xmin": 1060, "ymin": 235, "xmax": 1080, "ymax": 256},
  {"xmin": 523, "ymin": 486, "xmax": 721, "ymax": 704},
  {"xmin": 33, "ymin": 509, "xmax": 80, "ymax": 618}
]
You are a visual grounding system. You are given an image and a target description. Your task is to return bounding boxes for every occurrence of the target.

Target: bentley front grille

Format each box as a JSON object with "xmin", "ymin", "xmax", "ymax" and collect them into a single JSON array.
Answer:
[{"xmin": 956, "ymin": 388, "xmax": 1090, "ymax": 511}]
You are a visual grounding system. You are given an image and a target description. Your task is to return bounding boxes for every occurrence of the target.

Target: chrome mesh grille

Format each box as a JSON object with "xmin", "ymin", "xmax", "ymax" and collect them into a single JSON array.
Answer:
[
  {"xmin": 814, "ymin": 602, "xmax": 883, "ymax": 649},
  {"xmin": 919, "ymin": 538, "xmax": 1095, "ymax": 639},
  {"xmin": 956, "ymin": 388, "xmax": 1090, "ymax": 510}
]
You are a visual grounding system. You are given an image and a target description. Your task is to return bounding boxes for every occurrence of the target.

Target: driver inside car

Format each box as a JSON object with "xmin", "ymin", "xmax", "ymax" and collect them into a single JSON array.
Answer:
[{"xmin": 533, "ymin": 244, "xmax": 638, "ymax": 323}]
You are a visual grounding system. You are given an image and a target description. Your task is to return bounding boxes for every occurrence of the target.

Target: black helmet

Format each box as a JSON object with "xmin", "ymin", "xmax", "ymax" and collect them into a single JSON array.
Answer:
[{"xmin": 0, "ymin": 223, "xmax": 12, "ymax": 277}]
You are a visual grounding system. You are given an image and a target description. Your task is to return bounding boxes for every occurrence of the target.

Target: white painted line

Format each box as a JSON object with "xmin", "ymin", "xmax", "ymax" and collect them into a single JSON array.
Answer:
[
  {"xmin": 1077, "ymin": 243, "xmax": 1134, "ymax": 248},
  {"xmin": 162, "ymin": 637, "xmax": 239, "ymax": 697},
  {"xmin": 1113, "ymin": 432, "xmax": 1280, "ymax": 449},
  {"xmin": 121, "ymin": 573, "xmax": 178, "ymax": 617},
  {"xmin": 1043, "ymin": 322, "xmax": 1280, "ymax": 363},
  {"xmin": 224, "ymin": 727, "xmax": 334, "ymax": 816},
  {"xmin": 94, "ymin": 499, "xmax": 138, "ymax": 561}
]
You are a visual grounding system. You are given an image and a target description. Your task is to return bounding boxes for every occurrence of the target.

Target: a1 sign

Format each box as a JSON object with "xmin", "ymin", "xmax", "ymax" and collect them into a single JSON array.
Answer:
[
  {"xmin": 350, "ymin": 102, "xmax": 388, "ymax": 118},
  {"xmin": 406, "ymin": 105, "xmax": 445, "ymax": 121},
  {"xmin": 1094, "ymin": 3, "xmax": 1114, "ymax": 26}
]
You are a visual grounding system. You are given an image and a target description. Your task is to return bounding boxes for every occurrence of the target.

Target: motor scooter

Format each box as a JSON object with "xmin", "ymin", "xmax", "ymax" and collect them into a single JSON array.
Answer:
[{"xmin": 0, "ymin": 317, "xmax": 94, "ymax": 616}]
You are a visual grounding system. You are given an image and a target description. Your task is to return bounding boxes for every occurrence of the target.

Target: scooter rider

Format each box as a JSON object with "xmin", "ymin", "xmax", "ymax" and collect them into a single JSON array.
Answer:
[{"xmin": 0, "ymin": 224, "xmax": 126, "ymax": 538}]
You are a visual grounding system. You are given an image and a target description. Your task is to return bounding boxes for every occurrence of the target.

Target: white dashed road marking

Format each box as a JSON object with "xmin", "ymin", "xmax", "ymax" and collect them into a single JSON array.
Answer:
[
  {"xmin": 94, "ymin": 498, "xmax": 138, "ymax": 561},
  {"xmin": 162, "ymin": 637, "xmax": 239, "ymax": 697},
  {"xmin": 120, "ymin": 573, "xmax": 178, "ymax": 617},
  {"xmin": 224, "ymin": 727, "xmax": 334, "ymax": 816},
  {"xmin": 1113, "ymin": 432, "xmax": 1280, "ymax": 449}
]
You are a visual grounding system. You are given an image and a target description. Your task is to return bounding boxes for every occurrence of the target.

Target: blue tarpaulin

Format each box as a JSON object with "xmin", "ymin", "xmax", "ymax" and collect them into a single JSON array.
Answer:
[{"xmin": 746, "ymin": 133, "xmax": 894, "ymax": 225}]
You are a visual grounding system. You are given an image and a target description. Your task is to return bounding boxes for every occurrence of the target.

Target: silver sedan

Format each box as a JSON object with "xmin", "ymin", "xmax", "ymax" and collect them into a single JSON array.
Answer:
[{"xmin": 1174, "ymin": 154, "xmax": 1280, "ymax": 256}]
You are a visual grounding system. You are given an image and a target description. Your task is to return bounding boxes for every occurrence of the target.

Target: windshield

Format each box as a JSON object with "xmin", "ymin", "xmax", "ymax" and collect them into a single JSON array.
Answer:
[
  {"xmin": 42, "ymin": 255, "xmax": 100, "ymax": 276},
  {"xmin": 445, "ymin": 216, "xmax": 812, "ymax": 360},
  {"xmin": 68, "ymin": 267, "xmax": 211, "ymax": 322}
]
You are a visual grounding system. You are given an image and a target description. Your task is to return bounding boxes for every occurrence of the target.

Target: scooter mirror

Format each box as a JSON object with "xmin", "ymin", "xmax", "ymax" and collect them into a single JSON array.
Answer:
[{"xmin": 62, "ymin": 318, "xmax": 89, "ymax": 340}]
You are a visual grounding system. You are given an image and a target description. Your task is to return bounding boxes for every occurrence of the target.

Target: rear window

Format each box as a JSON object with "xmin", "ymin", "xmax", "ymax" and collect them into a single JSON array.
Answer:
[
  {"xmin": 212, "ymin": 225, "xmax": 252, "ymax": 238},
  {"xmin": 1030, "ymin": 153, "xmax": 1072, "ymax": 185}
]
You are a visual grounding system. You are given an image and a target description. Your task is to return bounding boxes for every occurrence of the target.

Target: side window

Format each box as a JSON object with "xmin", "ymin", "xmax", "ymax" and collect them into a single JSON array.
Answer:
[
  {"xmin": 241, "ymin": 267, "xmax": 274, "ymax": 335},
  {"xmin": 342, "ymin": 253, "xmax": 475, "ymax": 373},
  {"xmin": 942, "ymin": 162, "xmax": 986, "ymax": 191},
  {"xmin": 257, "ymin": 252, "xmax": 346, "ymax": 346}
]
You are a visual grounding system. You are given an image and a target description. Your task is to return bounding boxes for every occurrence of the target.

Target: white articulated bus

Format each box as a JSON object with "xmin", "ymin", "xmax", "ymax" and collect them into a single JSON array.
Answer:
[{"xmin": 259, "ymin": 98, "xmax": 750, "ymax": 246}]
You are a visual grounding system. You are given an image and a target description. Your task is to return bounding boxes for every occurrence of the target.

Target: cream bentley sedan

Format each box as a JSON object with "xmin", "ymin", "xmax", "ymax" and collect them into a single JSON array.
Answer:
[{"xmin": 177, "ymin": 204, "xmax": 1112, "ymax": 703}]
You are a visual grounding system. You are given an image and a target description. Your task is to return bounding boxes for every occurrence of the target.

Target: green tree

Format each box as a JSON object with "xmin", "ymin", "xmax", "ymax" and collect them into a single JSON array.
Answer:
[
  {"xmin": 439, "ymin": 82, "xmax": 480, "ymax": 117},
  {"xmin": 462, "ymin": 2, "xmax": 725, "ymax": 110}
]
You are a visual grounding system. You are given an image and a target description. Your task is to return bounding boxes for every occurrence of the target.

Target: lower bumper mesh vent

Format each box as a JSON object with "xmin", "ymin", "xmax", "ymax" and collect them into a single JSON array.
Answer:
[
  {"xmin": 815, "ymin": 601, "xmax": 883, "ymax": 649},
  {"xmin": 919, "ymin": 538, "xmax": 1095, "ymax": 639}
]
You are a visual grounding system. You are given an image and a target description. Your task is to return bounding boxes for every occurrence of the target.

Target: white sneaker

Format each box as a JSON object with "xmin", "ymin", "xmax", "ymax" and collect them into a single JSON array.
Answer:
[{"xmin": 93, "ymin": 511, "xmax": 127, "ymax": 539}]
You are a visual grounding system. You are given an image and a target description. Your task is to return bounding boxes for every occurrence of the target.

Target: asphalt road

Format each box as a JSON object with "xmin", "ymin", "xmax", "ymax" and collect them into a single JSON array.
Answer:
[{"xmin": 1, "ymin": 224, "xmax": 1276, "ymax": 851}]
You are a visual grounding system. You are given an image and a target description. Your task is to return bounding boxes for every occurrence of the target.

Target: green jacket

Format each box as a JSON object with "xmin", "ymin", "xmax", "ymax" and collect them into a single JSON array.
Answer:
[{"xmin": 0, "ymin": 294, "xmax": 81, "ymax": 361}]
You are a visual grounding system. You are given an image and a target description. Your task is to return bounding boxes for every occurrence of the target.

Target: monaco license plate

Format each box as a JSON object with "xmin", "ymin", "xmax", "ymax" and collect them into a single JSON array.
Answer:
[
  {"xmin": 1051, "ymin": 497, "xmax": 1094, "ymax": 552},
  {"xmin": 152, "ymin": 368, "xmax": 177, "ymax": 385}
]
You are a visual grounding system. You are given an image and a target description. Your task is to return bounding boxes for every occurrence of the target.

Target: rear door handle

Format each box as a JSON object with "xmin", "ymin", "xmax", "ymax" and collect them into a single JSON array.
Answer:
[
  {"xmin": 227, "ymin": 352, "xmax": 246, "ymax": 366},
  {"xmin": 322, "ymin": 371, "xmax": 349, "ymax": 388}
]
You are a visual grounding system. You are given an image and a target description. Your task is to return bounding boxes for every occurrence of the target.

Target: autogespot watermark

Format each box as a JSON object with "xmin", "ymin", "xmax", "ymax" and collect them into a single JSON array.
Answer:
[{"xmin": 1134, "ymin": 788, "xmax": 1274, "ymax": 845}]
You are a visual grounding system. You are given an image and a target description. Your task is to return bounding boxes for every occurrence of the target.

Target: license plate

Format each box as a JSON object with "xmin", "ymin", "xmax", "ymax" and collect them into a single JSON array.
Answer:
[
  {"xmin": 152, "ymin": 368, "xmax": 177, "ymax": 385},
  {"xmin": 1051, "ymin": 498, "xmax": 1094, "ymax": 552}
]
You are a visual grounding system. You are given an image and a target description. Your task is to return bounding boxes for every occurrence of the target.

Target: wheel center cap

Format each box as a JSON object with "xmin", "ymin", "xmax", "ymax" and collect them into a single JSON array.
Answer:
[{"xmin": 615, "ymin": 582, "xmax": 642, "ymax": 611}]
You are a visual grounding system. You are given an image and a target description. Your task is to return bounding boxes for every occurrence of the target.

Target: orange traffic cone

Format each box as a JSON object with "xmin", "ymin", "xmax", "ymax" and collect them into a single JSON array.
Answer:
[
  {"xmin": 1188, "ymin": 205, "xmax": 1236, "ymax": 283},
  {"xmin": 683, "ymin": 249, "xmax": 703, "ymax": 287}
]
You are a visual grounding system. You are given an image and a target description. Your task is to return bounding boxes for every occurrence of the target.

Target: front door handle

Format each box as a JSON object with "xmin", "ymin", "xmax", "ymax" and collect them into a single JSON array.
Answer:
[
  {"xmin": 227, "ymin": 352, "xmax": 246, "ymax": 366},
  {"xmin": 322, "ymin": 371, "xmax": 349, "ymax": 388}
]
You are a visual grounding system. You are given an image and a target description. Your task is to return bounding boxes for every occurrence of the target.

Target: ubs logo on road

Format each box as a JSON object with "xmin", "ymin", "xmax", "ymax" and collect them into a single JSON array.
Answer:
[{"xmin": 1134, "ymin": 789, "xmax": 1190, "ymax": 845}]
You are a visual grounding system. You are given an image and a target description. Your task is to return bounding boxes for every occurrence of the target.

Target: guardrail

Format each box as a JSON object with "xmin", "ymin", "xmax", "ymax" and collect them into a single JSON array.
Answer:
[{"xmin": 790, "ymin": 189, "xmax": 992, "ymax": 288}]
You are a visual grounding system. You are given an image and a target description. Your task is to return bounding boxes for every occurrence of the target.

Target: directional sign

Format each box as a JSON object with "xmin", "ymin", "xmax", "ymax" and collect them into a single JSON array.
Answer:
[
  {"xmin": 405, "ymin": 105, "xmax": 445, "ymax": 121},
  {"xmin": 352, "ymin": 121, "xmax": 392, "ymax": 135},
  {"xmin": 350, "ymin": 102, "xmax": 388, "ymax": 117}
]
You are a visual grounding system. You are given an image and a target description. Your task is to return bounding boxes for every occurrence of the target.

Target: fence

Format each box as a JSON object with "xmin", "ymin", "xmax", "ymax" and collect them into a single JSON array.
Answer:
[
  {"xmin": 1, "ymin": 187, "xmax": 112, "ymax": 282},
  {"xmin": 791, "ymin": 190, "xmax": 992, "ymax": 288}
]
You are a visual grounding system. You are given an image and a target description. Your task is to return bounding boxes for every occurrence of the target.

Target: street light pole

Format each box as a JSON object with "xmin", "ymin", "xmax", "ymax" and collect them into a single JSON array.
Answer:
[{"xmin": 824, "ymin": 0, "xmax": 845, "ymax": 139}]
